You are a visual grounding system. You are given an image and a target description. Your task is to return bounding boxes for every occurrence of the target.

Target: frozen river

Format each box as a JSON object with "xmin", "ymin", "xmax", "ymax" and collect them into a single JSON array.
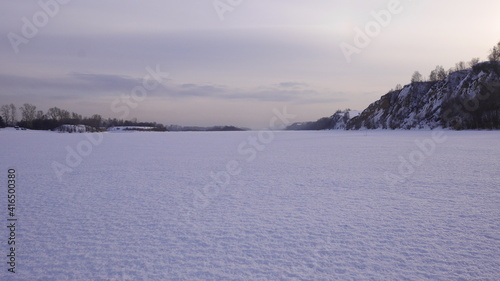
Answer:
[{"xmin": 1, "ymin": 129, "xmax": 499, "ymax": 280}]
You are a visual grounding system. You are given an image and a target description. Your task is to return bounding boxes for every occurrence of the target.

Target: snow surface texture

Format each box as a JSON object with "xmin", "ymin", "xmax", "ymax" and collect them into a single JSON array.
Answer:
[{"xmin": 0, "ymin": 130, "xmax": 499, "ymax": 280}]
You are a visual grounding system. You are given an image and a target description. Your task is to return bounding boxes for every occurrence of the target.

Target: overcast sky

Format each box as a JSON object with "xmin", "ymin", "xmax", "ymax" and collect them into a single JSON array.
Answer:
[{"xmin": 1, "ymin": 0, "xmax": 499, "ymax": 129}]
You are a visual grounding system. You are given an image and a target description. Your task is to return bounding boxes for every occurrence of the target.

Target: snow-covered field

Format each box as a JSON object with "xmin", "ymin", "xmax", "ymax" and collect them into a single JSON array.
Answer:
[{"xmin": 1, "ymin": 129, "xmax": 499, "ymax": 280}]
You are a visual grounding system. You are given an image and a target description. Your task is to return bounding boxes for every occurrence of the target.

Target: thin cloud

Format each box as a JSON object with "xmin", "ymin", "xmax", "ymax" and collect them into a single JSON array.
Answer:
[
  {"xmin": 69, "ymin": 73, "xmax": 140, "ymax": 91},
  {"xmin": 0, "ymin": 71, "xmax": 347, "ymax": 105},
  {"xmin": 278, "ymin": 82, "xmax": 309, "ymax": 89}
]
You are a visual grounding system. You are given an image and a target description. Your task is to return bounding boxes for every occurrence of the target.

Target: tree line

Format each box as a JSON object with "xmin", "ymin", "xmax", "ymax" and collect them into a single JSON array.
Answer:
[
  {"xmin": 390, "ymin": 40, "xmax": 500, "ymax": 89},
  {"xmin": 409, "ymin": 58, "xmax": 481, "ymax": 84},
  {"xmin": 0, "ymin": 104, "xmax": 166, "ymax": 131}
]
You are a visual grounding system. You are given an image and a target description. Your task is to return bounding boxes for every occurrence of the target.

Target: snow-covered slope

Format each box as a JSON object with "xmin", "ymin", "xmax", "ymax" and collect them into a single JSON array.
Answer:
[
  {"xmin": 347, "ymin": 62, "xmax": 500, "ymax": 130},
  {"xmin": 286, "ymin": 110, "xmax": 359, "ymax": 130}
]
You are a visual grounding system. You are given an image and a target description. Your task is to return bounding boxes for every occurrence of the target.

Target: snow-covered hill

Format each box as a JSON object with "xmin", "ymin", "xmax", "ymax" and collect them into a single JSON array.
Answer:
[
  {"xmin": 347, "ymin": 62, "xmax": 500, "ymax": 130},
  {"xmin": 286, "ymin": 110, "xmax": 360, "ymax": 130}
]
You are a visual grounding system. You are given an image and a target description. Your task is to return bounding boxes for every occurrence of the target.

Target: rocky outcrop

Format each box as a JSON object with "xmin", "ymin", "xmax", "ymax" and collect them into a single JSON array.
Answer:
[
  {"xmin": 346, "ymin": 62, "xmax": 500, "ymax": 130},
  {"xmin": 286, "ymin": 110, "xmax": 356, "ymax": 130}
]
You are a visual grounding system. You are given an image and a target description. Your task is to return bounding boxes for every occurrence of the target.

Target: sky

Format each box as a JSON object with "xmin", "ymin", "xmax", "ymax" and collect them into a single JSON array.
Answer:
[{"xmin": 1, "ymin": 0, "xmax": 499, "ymax": 129}]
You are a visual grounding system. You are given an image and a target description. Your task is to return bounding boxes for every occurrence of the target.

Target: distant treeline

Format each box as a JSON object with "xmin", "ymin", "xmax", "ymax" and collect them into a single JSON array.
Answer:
[
  {"xmin": 0, "ymin": 104, "xmax": 245, "ymax": 132},
  {"xmin": 0, "ymin": 104, "xmax": 167, "ymax": 131}
]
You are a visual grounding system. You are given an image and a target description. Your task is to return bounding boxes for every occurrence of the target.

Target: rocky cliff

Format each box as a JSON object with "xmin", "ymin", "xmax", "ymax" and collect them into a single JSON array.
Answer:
[
  {"xmin": 347, "ymin": 62, "xmax": 500, "ymax": 130},
  {"xmin": 341, "ymin": 61, "xmax": 500, "ymax": 130}
]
